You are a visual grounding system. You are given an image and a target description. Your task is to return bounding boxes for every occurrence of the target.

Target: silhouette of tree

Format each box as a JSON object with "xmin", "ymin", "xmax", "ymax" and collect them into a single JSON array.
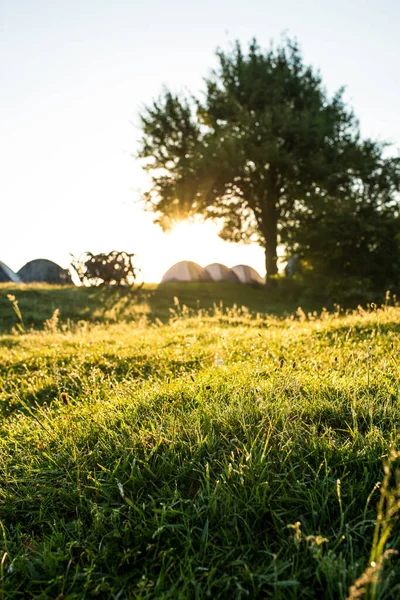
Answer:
[{"xmin": 138, "ymin": 38, "xmax": 400, "ymax": 282}]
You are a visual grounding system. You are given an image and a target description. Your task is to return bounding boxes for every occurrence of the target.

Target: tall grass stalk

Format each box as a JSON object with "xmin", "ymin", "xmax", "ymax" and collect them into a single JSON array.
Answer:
[
  {"xmin": 347, "ymin": 445, "xmax": 400, "ymax": 600},
  {"xmin": 6, "ymin": 294, "xmax": 24, "ymax": 333}
]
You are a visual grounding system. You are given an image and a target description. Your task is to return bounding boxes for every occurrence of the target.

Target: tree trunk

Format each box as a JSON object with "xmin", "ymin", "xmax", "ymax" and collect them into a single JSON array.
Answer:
[
  {"xmin": 263, "ymin": 199, "xmax": 278, "ymax": 283},
  {"xmin": 265, "ymin": 242, "xmax": 278, "ymax": 281}
]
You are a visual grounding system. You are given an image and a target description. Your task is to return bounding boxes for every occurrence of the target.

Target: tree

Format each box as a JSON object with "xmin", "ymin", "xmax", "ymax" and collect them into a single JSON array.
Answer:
[
  {"xmin": 284, "ymin": 141, "xmax": 400, "ymax": 293},
  {"xmin": 138, "ymin": 38, "xmax": 400, "ymax": 282},
  {"xmin": 290, "ymin": 207, "xmax": 400, "ymax": 295}
]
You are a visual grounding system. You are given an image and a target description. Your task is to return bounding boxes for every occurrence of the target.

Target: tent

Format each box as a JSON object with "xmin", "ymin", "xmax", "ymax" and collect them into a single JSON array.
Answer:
[
  {"xmin": 285, "ymin": 255, "xmax": 300, "ymax": 277},
  {"xmin": 231, "ymin": 264, "xmax": 264, "ymax": 285},
  {"xmin": 18, "ymin": 259, "xmax": 72, "ymax": 284},
  {"xmin": 204, "ymin": 263, "xmax": 240, "ymax": 282},
  {"xmin": 161, "ymin": 261, "xmax": 212, "ymax": 283},
  {"xmin": 0, "ymin": 261, "xmax": 21, "ymax": 283}
]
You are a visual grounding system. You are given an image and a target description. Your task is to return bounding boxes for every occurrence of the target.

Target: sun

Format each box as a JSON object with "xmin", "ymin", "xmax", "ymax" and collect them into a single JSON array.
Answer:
[
  {"xmin": 160, "ymin": 220, "xmax": 223, "ymax": 271},
  {"xmin": 168, "ymin": 220, "xmax": 212, "ymax": 248}
]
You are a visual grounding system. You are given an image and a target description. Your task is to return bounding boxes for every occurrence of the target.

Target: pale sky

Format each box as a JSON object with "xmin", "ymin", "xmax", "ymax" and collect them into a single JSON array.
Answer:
[{"xmin": 1, "ymin": 0, "xmax": 399, "ymax": 282}]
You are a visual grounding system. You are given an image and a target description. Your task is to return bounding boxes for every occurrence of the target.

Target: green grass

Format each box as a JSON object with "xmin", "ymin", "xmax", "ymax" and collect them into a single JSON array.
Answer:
[
  {"xmin": 0, "ymin": 282, "xmax": 319, "ymax": 333},
  {"xmin": 0, "ymin": 284, "xmax": 399, "ymax": 599}
]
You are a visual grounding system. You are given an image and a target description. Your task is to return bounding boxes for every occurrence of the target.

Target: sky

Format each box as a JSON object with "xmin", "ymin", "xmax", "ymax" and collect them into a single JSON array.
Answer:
[{"xmin": 1, "ymin": 0, "xmax": 399, "ymax": 282}]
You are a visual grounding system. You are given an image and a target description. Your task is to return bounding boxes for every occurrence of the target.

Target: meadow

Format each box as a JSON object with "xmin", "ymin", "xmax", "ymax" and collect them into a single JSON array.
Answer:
[{"xmin": 0, "ymin": 283, "xmax": 399, "ymax": 599}]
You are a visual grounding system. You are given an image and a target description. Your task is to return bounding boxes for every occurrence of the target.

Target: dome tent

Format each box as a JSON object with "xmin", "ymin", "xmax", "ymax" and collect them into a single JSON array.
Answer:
[
  {"xmin": 0, "ymin": 261, "xmax": 21, "ymax": 283},
  {"xmin": 161, "ymin": 261, "xmax": 212, "ymax": 283},
  {"xmin": 231, "ymin": 264, "xmax": 264, "ymax": 285},
  {"xmin": 205, "ymin": 263, "xmax": 239, "ymax": 282},
  {"xmin": 18, "ymin": 259, "xmax": 72, "ymax": 284}
]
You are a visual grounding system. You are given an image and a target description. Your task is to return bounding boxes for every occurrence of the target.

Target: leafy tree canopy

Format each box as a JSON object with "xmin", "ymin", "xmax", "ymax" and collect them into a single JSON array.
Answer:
[{"xmin": 138, "ymin": 38, "xmax": 400, "ymax": 281}]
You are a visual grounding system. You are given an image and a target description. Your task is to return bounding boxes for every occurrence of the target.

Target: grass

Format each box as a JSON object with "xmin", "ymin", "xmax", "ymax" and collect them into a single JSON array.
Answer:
[
  {"xmin": 0, "ymin": 282, "xmax": 320, "ymax": 333},
  {"xmin": 0, "ymin": 283, "xmax": 399, "ymax": 599}
]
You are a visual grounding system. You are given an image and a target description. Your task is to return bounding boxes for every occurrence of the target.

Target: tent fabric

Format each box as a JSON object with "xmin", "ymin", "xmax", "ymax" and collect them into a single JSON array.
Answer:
[
  {"xmin": 18, "ymin": 259, "xmax": 72, "ymax": 284},
  {"xmin": 161, "ymin": 261, "xmax": 264, "ymax": 284},
  {"xmin": 161, "ymin": 261, "xmax": 212, "ymax": 283},
  {"xmin": 285, "ymin": 255, "xmax": 300, "ymax": 277},
  {"xmin": 0, "ymin": 261, "xmax": 21, "ymax": 283},
  {"xmin": 204, "ymin": 263, "xmax": 239, "ymax": 282},
  {"xmin": 231, "ymin": 264, "xmax": 264, "ymax": 285}
]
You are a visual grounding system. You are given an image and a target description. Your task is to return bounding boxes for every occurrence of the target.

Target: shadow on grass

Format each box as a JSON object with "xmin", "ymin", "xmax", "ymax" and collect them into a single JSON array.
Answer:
[
  {"xmin": 0, "ymin": 282, "xmax": 309, "ymax": 332},
  {"xmin": 0, "ymin": 282, "xmax": 394, "ymax": 334}
]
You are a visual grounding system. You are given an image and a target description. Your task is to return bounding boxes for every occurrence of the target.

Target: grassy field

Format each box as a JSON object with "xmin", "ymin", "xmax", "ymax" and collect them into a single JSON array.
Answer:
[
  {"xmin": 0, "ymin": 284, "xmax": 399, "ymax": 599},
  {"xmin": 0, "ymin": 282, "xmax": 310, "ymax": 333}
]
